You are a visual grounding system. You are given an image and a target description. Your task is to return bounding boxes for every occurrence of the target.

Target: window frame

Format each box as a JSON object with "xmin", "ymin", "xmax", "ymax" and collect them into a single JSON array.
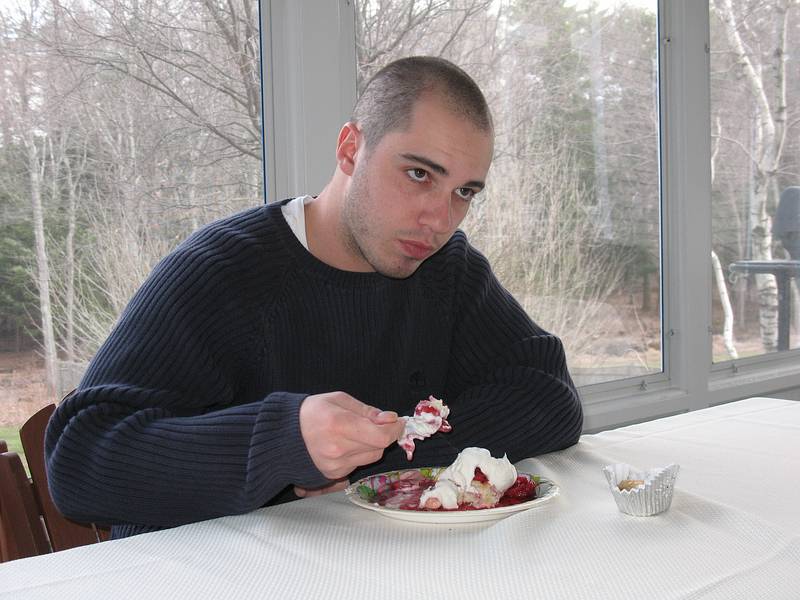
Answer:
[
  {"xmin": 260, "ymin": 0, "xmax": 356, "ymax": 205},
  {"xmin": 260, "ymin": 0, "xmax": 800, "ymax": 433}
]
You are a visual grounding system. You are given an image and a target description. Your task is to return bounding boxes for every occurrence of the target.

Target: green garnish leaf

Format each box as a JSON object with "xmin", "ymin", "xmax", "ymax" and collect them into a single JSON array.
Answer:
[{"xmin": 357, "ymin": 484, "xmax": 377, "ymax": 500}]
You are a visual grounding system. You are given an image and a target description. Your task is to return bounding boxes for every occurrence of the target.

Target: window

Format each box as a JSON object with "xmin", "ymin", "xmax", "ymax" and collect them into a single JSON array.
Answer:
[
  {"xmin": 0, "ymin": 0, "xmax": 263, "ymax": 449},
  {"xmin": 354, "ymin": 0, "xmax": 663, "ymax": 388},
  {"xmin": 710, "ymin": 0, "xmax": 800, "ymax": 362},
  {"xmin": 3, "ymin": 1, "xmax": 799, "ymax": 445},
  {"xmin": 265, "ymin": 0, "xmax": 800, "ymax": 429}
]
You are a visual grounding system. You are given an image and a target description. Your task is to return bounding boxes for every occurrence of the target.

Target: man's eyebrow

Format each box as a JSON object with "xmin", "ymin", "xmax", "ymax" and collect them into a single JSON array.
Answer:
[
  {"xmin": 401, "ymin": 153, "xmax": 448, "ymax": 176},
  {"xmin": 400, "ymin": 152, "xmax": 485, "ymax": 190}
]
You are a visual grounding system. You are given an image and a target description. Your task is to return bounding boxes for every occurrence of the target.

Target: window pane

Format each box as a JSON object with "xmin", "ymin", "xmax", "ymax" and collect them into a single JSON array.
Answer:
[
  {"xmin": 354, "ymin": 0, "xmax": 662, "ymax": 386},
  {"xmin": 710, "ymin": 1, "xmax": 800, "ymax": 362},
  {"xmin": 0, "ymin": 0, "xmax": 263, "ymax": 452}
]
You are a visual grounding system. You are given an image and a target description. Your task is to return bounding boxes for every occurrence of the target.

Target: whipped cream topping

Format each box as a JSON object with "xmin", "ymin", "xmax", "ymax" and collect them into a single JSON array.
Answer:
[
  {"xmin": 398, "ymin": 396, "xmax": 451, "ymax": 460},
  {"xmin": 419, "ymin": 447, "xmax": 517, "ymax": 510}
]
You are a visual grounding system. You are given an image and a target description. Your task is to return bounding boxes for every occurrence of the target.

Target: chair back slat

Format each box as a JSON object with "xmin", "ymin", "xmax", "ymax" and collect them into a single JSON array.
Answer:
[
  {"xmin": 0, "ymin": 451, "xmax": 51, "ymax": 561},
  {"xmin": 20, "ymin": 403, "xmax": 100, "ymax": 551}
]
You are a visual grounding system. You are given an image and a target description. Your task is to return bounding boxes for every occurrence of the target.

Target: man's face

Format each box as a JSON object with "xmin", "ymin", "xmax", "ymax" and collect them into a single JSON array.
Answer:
[{"xmin": 339, "ymin": 94, "xmax": 493, "ymax": 279}]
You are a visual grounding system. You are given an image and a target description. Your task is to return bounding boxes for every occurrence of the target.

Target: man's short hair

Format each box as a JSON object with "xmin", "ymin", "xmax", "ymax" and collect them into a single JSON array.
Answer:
[{"xmin": 352, "ymin": 56, "xmax": 493, "ymax": 150}]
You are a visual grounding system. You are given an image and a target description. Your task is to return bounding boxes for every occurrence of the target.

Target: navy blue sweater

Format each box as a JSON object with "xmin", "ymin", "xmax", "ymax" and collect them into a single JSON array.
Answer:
[{"xmin": 45, "ymin": 200, "xmax": 582, "ymax": 538}]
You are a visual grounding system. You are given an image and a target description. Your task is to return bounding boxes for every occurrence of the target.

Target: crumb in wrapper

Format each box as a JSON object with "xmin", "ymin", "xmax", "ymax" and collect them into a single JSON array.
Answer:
[
  {"xmin": 602, "ymin": 463, "xmax": 680, "ymax": 517},
  {"xmin": 618, "ymin": 479, "xmax": 645, "ymax": 491}
]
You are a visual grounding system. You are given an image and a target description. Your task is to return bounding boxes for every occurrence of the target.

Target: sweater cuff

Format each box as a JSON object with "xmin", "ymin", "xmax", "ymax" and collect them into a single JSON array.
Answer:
[{"xmin": 255, "ymin": 391, "xmax": 329, "ymax": 490}]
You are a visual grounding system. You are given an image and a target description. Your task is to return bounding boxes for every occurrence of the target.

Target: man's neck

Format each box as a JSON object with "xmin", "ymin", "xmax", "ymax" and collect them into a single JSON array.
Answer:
[{"xmin": 304, "ymin": 186, "xmax": 372, "ymax": 273}]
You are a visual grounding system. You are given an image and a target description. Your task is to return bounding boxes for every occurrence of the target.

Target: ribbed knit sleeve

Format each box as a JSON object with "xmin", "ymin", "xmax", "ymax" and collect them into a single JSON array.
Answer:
[
  {"xmin": 45, "ymin": 204, "xmax": 582, "ymax": 536},
  {"xmin": 401, "ymin": 235, "xmax": 583, "ymax": 468},
  {"xmin": 45, "ymin": 206, "xmax": 328, "ymax": 531}
]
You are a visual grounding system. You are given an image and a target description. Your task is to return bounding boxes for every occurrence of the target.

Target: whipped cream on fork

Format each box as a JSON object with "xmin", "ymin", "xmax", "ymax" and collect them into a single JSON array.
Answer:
[{"xmin": 397, "ymin": 395, "xmax": 451, "ymax": 460}]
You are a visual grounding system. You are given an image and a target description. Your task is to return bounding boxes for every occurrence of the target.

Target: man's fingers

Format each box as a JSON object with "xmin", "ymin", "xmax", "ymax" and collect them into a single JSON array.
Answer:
[
  {"xmin": 329, "ymin": 478, "xmax": 350, "ymax": 492},
  {"xmin": 322, "ymin": 449, "xmax": 386, "ymax": 479},
  {"xmin": 314, "ymin": 424, "xmax": 396, "ymax": 462},
  {"xmin": 369, "ymin": 410, "xmax": 399, "ymax": 424},
  {"xmin": 384, "ymin": 418, "xmax": 407, "ymax": 443},
  {"xmin": 326, "ymin": 392, "xmax": 381, "ymax": 418},
  {"xmin": 299, "ymin": 391, "xmax": 408, "ymax": 480},
  {"xmin": 345, "ymin": 416, "xmax": 406, "ymax": 449},
  {"xmin": 294, "ymin": 478, "xmax": 349, "ymax": 498},
  {"xmin": 327, "ymin": 393, "xmax": 400, "ymax": 426}
]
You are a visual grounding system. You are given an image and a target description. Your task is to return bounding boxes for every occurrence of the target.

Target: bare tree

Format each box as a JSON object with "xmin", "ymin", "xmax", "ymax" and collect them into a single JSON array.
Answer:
[
  {"xmin": 465, "ymin": 139, "xmax": 630, "ymax": 366},
  {"xmin": 46, "ymin": 0, "xmax": 262, "ymax": 161},
  {"xmin": 0, "ymin": 0, "xmax": 264, "ymax": 378},
  {"xmin": 355, "ymin": 0, "xmax": 499, "ymax": 88},
  {"xmin": 711, "ymin": 115, "xmax": 738, "ymax": 359},
  {"xmin": 712, "ymin": 0, "xmax": 796, "ymax": 352},
  {"xmin": 2, "ymin": 5, "xmax": 60, "ymax": 396}
]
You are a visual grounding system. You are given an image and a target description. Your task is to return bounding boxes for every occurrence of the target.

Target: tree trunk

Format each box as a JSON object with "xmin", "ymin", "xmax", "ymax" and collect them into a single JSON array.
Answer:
[
  {"xmin": 64, "ymin": 157, "xmax": 78, "ymax": 361},
  {"xmin": 711, "ymin": 250, "xmax": 738, "ymax": 359},
  {"xmin": 714, "ymin": 0, "xmax": 791, "ymax": 353},
  {"xmin": 750, "ymin": 178, "xmax": 778, "ymax": 352},
  {"xmin": 589, "ymin": 8, "xmax": 612, "ymax": 241},
  {"xmin": 27, "ymin": 134, "xmax": 59, "ymax": 398}
]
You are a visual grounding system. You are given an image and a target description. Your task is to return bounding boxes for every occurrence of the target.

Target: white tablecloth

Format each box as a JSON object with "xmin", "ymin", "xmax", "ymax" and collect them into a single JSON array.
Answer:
[{"xmin": 2, "ymin": 397, "xmax": 799, "ymax": 599}]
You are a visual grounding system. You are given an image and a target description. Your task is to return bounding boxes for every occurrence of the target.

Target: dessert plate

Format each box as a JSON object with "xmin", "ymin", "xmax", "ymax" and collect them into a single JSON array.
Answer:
[{"xmin": 345, "ymin": 467, "xmax": 559, "ymax": 524}]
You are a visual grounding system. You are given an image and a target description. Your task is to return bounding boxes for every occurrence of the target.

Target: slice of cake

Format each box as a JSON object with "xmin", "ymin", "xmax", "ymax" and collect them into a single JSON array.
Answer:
[{"xmin": 419, "ymin": 447, "xmax": 518, "ymax": 509}]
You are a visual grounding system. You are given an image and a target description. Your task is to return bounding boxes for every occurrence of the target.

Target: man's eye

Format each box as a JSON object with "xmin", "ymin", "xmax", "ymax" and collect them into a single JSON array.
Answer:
[
  {"xmin": 455, "ymin": 187, "xmax": 476, "ymax": 201},
  {"xmin": 406, "ymin": 168, "xmax": 428, "ymax": 182}
]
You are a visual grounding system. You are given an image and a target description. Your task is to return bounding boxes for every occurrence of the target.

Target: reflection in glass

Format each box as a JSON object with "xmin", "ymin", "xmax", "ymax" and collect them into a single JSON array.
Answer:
[{"xmin": 355, "ymin": 0, "xmax": 662, "ymax": 386}]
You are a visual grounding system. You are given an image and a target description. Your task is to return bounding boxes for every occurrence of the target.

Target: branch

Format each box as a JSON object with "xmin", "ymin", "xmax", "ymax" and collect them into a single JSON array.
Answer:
[{"xmin": 712, "ymin": 0, "xmax": 775, "ymax": 160}]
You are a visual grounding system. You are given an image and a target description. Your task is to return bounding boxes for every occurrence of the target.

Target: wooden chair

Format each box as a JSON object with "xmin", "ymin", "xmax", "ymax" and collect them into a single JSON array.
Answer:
[
  {"xmin": 19, "ymin": 403, "xmax": 109, "ymax": 553},
  {"xmin": 0, "ymin": 451, "xmax": 51, "ymax": 561},
  {"xmin": 0, "ymin": 441, "xmax": 10, "ymax": 561}
]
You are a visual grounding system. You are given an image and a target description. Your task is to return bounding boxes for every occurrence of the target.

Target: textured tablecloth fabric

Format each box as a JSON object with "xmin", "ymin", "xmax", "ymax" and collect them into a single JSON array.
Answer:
[{"xmin": 1, "ymin": 397, "xmax": 798, "ymax": 599}]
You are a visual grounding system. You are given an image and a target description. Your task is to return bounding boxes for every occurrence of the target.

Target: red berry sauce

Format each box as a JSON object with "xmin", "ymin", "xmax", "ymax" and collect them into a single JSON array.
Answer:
[{"xmin": 372, "ymin": 470, "xmax": 538, "ymax": 511}]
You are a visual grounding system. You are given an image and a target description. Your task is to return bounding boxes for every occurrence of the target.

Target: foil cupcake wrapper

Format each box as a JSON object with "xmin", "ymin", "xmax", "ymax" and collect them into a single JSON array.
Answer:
[{"xmin": 601, "ymin": 463, "xmax": 680, "ymax": 517}]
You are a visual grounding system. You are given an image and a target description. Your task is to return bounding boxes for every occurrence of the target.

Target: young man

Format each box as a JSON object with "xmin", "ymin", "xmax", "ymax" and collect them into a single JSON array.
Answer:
[{"xmin": 45, "ymin": 56, "xmax": 583, "ymax": 538}]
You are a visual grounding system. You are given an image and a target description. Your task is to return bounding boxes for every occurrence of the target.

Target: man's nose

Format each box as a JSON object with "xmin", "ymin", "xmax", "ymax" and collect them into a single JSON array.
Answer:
[{"xmin": 418, "ymin": 191, "xmax": 453, "ymax": 234}]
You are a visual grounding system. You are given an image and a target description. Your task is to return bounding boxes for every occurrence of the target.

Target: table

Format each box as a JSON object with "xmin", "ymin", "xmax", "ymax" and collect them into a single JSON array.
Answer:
[{"xmin": 1, "ymin": 397, "xmax": 799, "ymax": 599}]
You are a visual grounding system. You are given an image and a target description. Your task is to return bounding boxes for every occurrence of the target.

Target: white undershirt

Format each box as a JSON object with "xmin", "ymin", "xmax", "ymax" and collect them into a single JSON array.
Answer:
[{"xmin": 280, "ymin": 195, "xmax": 314, "ymax": 249}]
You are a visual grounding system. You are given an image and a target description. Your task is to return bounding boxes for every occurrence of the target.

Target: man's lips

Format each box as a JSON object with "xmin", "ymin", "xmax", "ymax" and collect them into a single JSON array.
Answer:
[{"xmin": 398, "ymin": 239, "xmax": 435, "ymax": 260}]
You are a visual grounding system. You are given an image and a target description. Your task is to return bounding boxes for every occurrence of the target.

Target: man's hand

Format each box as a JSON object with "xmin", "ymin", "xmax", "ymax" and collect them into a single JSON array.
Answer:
[
  {"xmin": 294, "ymin": 478, "xmax": 350, "ymax": 498},
  {"xmin": 299, "ymin": 391, "xmax": 406, "ymax": 480}
]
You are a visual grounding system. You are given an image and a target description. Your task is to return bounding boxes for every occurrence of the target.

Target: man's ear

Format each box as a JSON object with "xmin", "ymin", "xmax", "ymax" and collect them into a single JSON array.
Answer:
[{"xmin": 335, "ymin": 122, "xmax": 361, "ymax": 176}]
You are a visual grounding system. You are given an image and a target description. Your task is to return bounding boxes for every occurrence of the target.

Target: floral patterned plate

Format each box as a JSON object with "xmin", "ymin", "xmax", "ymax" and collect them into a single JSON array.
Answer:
[{"xmin": 344, "ymin": 467, "xmax": 559, "ymax": 524}]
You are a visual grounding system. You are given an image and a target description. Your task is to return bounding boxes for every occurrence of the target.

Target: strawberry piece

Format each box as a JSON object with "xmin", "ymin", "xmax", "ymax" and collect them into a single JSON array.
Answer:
[
  {"xmin": 473, "ymin": 467, "xmax": 489, "ymax": 483},
  {"xmin": 412, "ymin": 401, "xmax": 452, "ymax": 432},
  {"xmin": 503, "ymin": 476, "xmax": 537, "ymax": 500}
]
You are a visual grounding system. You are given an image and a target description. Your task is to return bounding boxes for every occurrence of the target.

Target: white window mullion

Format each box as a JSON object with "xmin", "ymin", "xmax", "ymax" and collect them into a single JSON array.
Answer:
[
  {"xmin": 260, "ymin": 0, "xmax": 356, "ymax": 202},
  {"xmin": 578, "ymin": 1, "xmax": 713, "ymax": 430},
  {"xmin": 259, "ymin": 0, "xmax": 277, "ymax": 204},
  {"xmin": 661, "ymin": 0, "xmax": 713, "ymax": 412}
]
